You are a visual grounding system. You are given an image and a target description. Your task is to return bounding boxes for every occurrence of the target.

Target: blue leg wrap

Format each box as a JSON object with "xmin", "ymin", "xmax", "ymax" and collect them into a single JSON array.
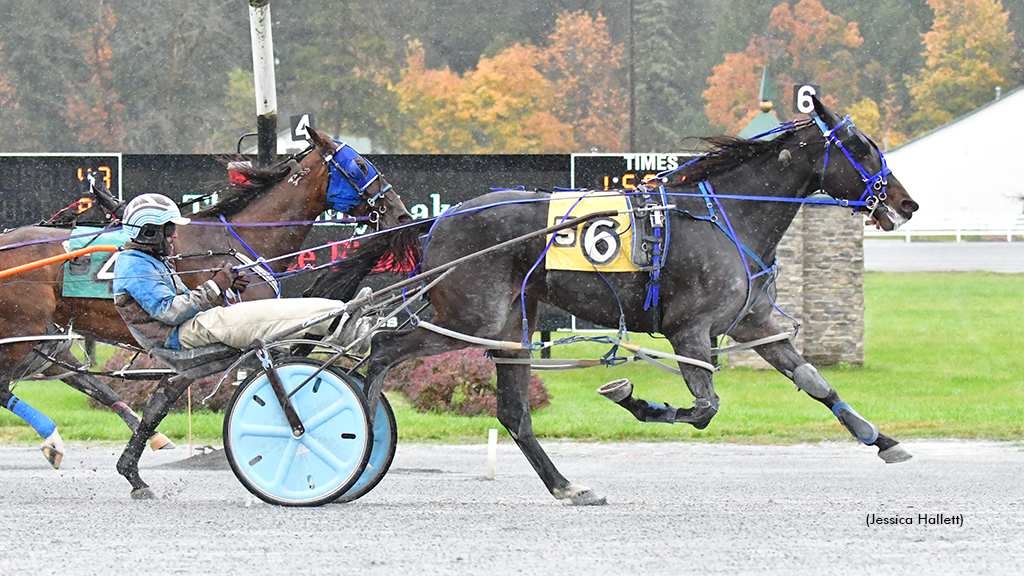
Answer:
[
  {"xmin": 6, "ymin": 396, "xmax": 57, "ymax": 439},
  {"xmin": 832, "ymin": 401, "xmax": 878, "ymax": 445}
]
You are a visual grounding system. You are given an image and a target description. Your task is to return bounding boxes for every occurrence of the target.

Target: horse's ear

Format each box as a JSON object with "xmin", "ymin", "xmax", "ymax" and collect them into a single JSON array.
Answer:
[
  {"xmin": 809, "ymin": 95, "xmax": 842, "ymax": 128},
  {"xmin": 306, "ymin": 127, "xmax": 331, "ymax": 153}
]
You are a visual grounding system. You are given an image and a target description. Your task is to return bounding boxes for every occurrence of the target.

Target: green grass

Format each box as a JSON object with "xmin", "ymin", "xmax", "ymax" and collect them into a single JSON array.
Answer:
[{"xmin": 2, "ymin": 272, "xmax": 1023, "ymax": 446}]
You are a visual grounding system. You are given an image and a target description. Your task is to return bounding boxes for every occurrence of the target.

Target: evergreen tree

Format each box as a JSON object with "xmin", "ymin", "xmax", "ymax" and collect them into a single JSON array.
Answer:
[
  {"xmin": 632, "ymin": 0, "xmax": 712, "ymax": 151},
  {"xmin": 272, "ymin": 0, "xmax": 404, "ymax": 152}
]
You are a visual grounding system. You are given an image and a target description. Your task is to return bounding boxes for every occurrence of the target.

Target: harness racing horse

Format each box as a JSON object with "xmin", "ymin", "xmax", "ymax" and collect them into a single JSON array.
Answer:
[
  {"xmin": 0, "ymin": 127, "xmax": 413, "ymax": 471},
  {"xmin": 357, "ymin": 97, "xmax": 918, "ymax": 505}
]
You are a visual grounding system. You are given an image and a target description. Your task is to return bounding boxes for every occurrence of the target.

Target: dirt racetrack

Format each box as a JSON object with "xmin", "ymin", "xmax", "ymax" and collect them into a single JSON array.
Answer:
[{"xmin": 1, "ymin": 439, "xmax": 1022, "ymax": 575}]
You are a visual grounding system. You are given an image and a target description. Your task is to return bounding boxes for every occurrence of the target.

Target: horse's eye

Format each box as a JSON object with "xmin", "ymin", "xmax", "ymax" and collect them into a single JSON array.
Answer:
[{"xmin": 354, "ymin": 158, "xmax": 368, "ymax": 177}]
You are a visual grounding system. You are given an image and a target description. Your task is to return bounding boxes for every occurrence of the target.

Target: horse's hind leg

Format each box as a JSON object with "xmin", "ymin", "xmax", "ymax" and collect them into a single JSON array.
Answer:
[
  {"xmin": 732, "ymin": 315, "xmax": 911, "ymax": 463},
  {"xmin": 492, "ymin": 351, "xmax": 606, "ymax": 505},
  {"xmin": 116, "ymin": 375, "xmax": 191, "ymax": 499}
]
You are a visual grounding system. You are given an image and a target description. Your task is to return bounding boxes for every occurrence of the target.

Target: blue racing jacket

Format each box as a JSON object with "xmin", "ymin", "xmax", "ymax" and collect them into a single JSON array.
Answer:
[{"xmin": 112, "ymin": 244, "xmax": 222, "ymax": 349}]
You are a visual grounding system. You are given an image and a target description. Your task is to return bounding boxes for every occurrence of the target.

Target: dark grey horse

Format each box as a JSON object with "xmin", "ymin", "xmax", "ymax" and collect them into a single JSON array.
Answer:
[{"xmin": 356, "ymin": 97, "xmax": 919, "ymax": 505}]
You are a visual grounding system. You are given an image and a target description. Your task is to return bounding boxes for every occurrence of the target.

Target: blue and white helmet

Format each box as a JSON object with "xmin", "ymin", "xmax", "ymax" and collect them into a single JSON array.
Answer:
[{"xmin": 122, "ymin": 193, "xmax": 190, "ymax": 240}]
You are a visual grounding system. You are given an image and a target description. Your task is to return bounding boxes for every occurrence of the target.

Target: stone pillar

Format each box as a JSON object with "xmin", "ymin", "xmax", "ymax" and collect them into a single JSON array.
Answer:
[
  {"xmin": 725, "ymin": 205, "xmax": 863, "ymax": 369},
  {"xmin": 800, "ymin": 204, "xmax": 864, "ymax": 366}
]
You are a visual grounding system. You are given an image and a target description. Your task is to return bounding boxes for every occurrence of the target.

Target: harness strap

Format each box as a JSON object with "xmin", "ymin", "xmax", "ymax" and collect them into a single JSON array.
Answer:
[{"xmin": 218, "ymin": 215, "xmax": 280, "ymax": 301}]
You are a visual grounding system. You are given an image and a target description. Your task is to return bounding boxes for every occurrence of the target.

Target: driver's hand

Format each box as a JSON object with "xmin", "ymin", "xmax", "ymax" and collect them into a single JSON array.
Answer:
[
  {"xmin": 211, "ymin": 262, "xmax": 235, "ymax": 292},
  {"xmin": 230, "ymin": 270, "xmax": 251, "ymax": 294}
]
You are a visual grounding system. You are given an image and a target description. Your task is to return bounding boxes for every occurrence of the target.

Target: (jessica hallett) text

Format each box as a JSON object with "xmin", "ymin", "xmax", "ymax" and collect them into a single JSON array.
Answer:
[{"xmin": 866, "ymin": 513, "xmax": 963, "ymax": 527}]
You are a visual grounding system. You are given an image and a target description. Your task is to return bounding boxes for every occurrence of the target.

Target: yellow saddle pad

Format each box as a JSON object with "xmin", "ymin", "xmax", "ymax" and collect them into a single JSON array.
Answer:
[{"xmin": 545, "ymin": 191, "xmax": 639, "ymax": 272}]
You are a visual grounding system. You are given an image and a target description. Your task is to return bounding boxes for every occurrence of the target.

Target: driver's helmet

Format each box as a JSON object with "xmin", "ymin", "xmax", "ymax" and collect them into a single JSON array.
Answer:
[{"xmin": 122, "ymin": 193, "xmax": 190, "ymax": 244}]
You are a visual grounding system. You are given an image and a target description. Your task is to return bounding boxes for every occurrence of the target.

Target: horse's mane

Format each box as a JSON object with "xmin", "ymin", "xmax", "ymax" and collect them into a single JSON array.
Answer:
[
  {"xmin": 303, "ymin": 220, "xmax": 430, "ymax": 301},
  {"xmin": 673, "ymin": 127, "xmax": 802, "ymax": 184},
  {"xmin": 191, "ymin": 160, "xmax": 294, "ymax": 218}
]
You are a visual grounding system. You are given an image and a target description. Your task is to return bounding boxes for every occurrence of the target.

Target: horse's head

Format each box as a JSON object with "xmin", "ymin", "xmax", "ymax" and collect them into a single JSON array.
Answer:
[
  {"xmin": 810, "ymin": 97, "xmax": 918, "ymax": 231},
  {"xmin": 306, "ymin": 127, "xmax": 413, "ymax": 229}
]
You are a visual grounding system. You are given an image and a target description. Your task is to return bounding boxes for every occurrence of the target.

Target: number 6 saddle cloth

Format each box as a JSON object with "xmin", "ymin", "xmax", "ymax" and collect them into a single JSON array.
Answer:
[{"xmin": 545, "ymin": 190, "xmax": 643, "ymax": 273}]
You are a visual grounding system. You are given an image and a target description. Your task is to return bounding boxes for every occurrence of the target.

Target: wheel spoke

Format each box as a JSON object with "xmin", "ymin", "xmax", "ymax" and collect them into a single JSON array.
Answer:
[
  {"xmin": 269, "ymin": 437, "xmax": 300, "ymax": 490},
  {"xmin": 233, "ymin": 421, "xmax": 293, "ymax": 439},
  {"xmin": 300, "ymin": 434, "xmax": 361, "ymax": 474},
  {"xmin": 300, "ymin": 397, "xmax": 358, "ymax": 431}
]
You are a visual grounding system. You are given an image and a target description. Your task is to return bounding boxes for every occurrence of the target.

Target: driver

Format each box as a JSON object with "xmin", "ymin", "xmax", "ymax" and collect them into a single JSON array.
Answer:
[{"xmin": 112, "ymin": 193, "xmax": 365, "ymax": 351}]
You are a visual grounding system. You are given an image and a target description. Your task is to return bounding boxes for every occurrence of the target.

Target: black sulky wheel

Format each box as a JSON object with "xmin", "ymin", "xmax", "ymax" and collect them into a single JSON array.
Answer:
[{"xmin": 223, "ymin": 358, "xmax": 372, "ymax": 506}]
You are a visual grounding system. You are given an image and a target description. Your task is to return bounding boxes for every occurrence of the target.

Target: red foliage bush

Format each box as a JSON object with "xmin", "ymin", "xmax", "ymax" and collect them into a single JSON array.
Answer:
[{"xmin": 384, "ymin": 348, "xmax": 550, "ymax": 417}]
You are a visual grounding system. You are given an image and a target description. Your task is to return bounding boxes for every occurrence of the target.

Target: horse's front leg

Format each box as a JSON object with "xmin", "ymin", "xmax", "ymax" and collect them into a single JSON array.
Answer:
[
  {"xmin": 0, "ymin": 384, "xmax": 64, "ymax": 469},
  {"xmin": 732, "ymin": 314, "xmax": 911, "ymax": 463},
  {"xmin": 116, "ymin": 375, "xmax": 192, "ymax": 499},
  {"xmin": 492, "ymin": 351, "xmax": 606, "ymax": 505},
  {"xmin": 599, "ymin": 330, "xmax": 719, "ymax": 429}
]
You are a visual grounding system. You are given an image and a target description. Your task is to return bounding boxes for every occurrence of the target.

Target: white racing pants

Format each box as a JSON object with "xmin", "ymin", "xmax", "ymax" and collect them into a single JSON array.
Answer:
[{"xmin": 176, "ymin": 298, "xmax": 348, "ymax": 350}]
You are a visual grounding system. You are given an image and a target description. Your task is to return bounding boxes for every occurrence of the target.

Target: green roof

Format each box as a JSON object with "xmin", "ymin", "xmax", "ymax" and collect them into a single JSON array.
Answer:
[{"xmin": 737, "ymin": 112, "xmax": 781, "ymax": 140}]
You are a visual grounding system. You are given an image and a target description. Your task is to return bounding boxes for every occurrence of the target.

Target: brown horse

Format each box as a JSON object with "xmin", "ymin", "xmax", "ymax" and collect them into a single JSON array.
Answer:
[{"xmin": 0, "ymin": 127, "xmax": 412, "ymax": 468}]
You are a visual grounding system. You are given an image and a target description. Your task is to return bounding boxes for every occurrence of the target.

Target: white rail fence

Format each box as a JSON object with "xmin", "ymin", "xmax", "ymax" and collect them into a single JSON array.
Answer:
[{"xmin": 864, "ymin": 216, "xmax": 1024, "ymax": 242}]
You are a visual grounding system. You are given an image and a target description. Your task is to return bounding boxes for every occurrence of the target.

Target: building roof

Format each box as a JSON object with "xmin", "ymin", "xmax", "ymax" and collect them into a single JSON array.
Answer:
[{"xmin": 885, "ymin": 86, "xmax": 1024, "ymax": 229}]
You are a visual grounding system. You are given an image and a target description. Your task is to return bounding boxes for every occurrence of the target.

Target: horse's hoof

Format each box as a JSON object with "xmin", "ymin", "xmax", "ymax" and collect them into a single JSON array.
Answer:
[
  {"xmin": 41, "ymin": 446, "xmax": 63, "ymax": 469},
  {"xmin": 597, "ymin": 378, "xmax": 633, "ymax": 403},
  {"xmin": 878, "ymin": 444, "xmax": 912, "ymax": 463},
  {"xmin": 40, "ymin": 430, "xmax": 64, "ymax": 469},
  {"xmin": 149, "ymin": 433, "xmax": 176, "ymax": 451},
  {"xmin": 130, "ymin": 486, "xmax": 157, "ymax": 500},
  {"xmin": 555, "ymin": 484, "xmax": 607, "ymax": 506},
  {"xmin": 568, "ymin": 490, "xmax": 607, "ymax": 506}
]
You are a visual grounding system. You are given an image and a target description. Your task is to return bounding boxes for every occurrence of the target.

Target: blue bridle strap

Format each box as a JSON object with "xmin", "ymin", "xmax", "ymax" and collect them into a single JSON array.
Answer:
[
  {"xmin": 694, "ymin": 180, "xmax": 778, "ymax": 336},
  {"xmin": 815, "ymin": 115, "xmax": 892, "ymax": 214}
]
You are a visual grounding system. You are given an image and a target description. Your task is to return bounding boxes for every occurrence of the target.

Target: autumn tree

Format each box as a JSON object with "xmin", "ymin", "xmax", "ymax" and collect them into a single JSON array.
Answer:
[
  {"xmin": 538, "ymin": 11, "xmax": 628, "ymax": 152},
  {"xmin": 703, "ymin": 0, "xmax": 864, "ymax": 134},
  {"xmin": 906, "ymin": 0, "xmax": 1016, "ymax": 134},
  {"xmin": 63, "ymin": 5, "xmax": 124, "ymax": 151},
  {"xmin": 393, "ymin": 40, "xmax": 572, "ymax": 153},
  {"xmin": 393, "ymin": 10, "xmax": 633, "ymax": 153}
]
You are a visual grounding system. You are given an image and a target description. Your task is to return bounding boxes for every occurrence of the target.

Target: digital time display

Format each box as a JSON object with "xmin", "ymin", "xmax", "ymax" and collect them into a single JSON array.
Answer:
[
  {"xmin": 0, "ymin": 154, "xmax": 121, "ymax": 229},
  {"xmin": 570, "ymin": 152, "xmax": 698, "ymax": 191}
]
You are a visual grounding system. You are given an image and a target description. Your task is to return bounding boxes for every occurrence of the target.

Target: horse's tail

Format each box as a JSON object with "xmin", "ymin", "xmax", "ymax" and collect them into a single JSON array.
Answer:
[{"xmin": 304, "ymin": 220, "xmax": 430, "ymax": 301}]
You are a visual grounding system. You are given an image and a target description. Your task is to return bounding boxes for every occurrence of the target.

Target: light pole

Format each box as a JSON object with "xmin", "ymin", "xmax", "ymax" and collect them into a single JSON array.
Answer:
[
  {"xmin": 248, "ymin": 0, "xmax": 278, "ymax": 166},
  {"xmin": 628, "ymin": 0, "xmax": 636, "ymax": 152}
]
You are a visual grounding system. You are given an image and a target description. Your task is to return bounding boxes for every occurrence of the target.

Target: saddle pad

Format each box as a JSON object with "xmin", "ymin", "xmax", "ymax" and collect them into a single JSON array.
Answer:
[
  {"xmin": 545, "ymin": 191, "xmax": 639, "ymax": 272},
  {"xmin": 62, "ymin": 227, "xmax": 130, "ymax": 299}
]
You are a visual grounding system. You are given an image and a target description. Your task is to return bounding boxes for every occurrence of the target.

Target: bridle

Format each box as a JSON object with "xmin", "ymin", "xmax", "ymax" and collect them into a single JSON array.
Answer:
[
  {"xmin": 315, "ymin": 139, "xmax": 395, "ymax": 228},
  {"xmin": 813, "ymin": 115, "xmax": 892, "ymax": 215}
]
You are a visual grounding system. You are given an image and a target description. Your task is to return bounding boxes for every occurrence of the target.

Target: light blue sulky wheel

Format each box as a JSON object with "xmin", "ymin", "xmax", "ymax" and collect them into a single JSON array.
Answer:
[
  {"xmin": 223, "ymin": 359, "xmax": 372, "ymax": 506},
  {"xmin": 335, "ymin": 390, "xmax": 397, "ymax": 503}
]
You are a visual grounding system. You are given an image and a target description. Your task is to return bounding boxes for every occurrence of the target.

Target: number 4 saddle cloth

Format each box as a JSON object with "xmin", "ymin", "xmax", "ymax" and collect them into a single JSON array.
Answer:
[
  {"xmin": 546, "ymin": 190, "xmax": 666, "ymax": 273},
  {"xmin": 62, "ymin": 226, "xmax": 131, "ymax": 298}
]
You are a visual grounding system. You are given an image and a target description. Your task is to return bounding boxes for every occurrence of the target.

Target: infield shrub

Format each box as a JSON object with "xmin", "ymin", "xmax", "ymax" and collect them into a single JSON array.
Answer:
[
  {"xmin": 90, "ymin": 348, "xmax": 235, "ymax": 413},
  {"xmin": 384, "ymin": 348, "xmax": 550, "ymax": 417}
]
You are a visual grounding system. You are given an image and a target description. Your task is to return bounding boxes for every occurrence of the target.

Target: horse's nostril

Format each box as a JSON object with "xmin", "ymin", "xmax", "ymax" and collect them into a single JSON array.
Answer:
[
  {"xmin": 398, "ymin": 214, "xmax": 412, "ymax": 224},
  {"xmin": 902, "ymin": 199, "xmax": 919, "ymax": 213}
]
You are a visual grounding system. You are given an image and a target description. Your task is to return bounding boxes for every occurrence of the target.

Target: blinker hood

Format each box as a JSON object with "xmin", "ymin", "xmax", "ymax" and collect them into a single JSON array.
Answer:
[{"xmin": 326, "ymin": 141, "xmax": 379, "ymax": 213}]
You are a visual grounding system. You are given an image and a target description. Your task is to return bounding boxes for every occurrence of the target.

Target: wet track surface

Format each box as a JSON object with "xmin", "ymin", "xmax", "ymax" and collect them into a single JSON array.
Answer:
[
  {"xmin": 1, "ymin": 439, "xmax": 1022, "ymax": 575},
  {"xmin": 865, "ymin": 239, "xmax": 1024, "ymax": 272}
]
